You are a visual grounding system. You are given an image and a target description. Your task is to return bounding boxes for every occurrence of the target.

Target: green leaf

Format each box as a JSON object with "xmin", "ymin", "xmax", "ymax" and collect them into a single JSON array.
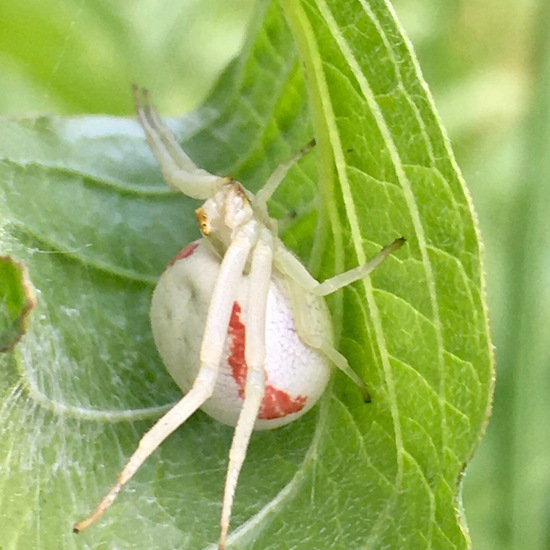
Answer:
[
  {"xmin": 0, "ymin": 1, "xmax": 493, "ymax": 549},
  {"xmin": 0, "ymin": 255, "xmax": 35, "ymax": 352}
]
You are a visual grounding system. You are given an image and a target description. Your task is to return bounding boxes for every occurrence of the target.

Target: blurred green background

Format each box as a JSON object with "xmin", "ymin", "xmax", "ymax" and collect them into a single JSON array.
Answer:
[{"xmin": 1, "ymin": 1, "xmax": 548, "ymax": 549}]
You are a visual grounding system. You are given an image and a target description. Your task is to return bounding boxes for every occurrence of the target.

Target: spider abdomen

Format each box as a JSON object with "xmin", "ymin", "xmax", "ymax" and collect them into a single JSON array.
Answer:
[{"xmin": 150, "ymin": 239, "xmax": 332, "ymax": 430}]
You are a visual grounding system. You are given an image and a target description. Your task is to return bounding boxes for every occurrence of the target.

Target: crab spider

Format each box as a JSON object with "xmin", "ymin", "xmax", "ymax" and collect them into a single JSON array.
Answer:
[{"xmin": 73, "ymin": 86, "xmax": 405, "ymax": 549}]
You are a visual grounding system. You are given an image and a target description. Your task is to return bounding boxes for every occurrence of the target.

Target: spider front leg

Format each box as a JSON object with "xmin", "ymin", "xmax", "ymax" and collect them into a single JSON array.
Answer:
[
  {"xmin": 73, "ymin": 228, "xmax": 256, "ymax": 534},
  {"xmin": 253, "ymin": 140, "xmax": 315, "ymax": 207},
  {"xmin": 133, "ymin": 85, "xmax": 227, "ymax": 200},
  {"xmin": 219, "ymin": 228, "xmax": 274, "ymax": 550}
]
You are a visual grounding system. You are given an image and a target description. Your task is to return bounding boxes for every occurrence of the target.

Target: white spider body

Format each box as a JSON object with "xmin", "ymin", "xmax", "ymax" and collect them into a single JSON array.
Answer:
[
  {"xmin": 151, "ymin": 239, "xmax": 331, "ymax": 430},
  {"xmin": 74, "ymin": 88, "xmax": 404, "ymax": 549}
]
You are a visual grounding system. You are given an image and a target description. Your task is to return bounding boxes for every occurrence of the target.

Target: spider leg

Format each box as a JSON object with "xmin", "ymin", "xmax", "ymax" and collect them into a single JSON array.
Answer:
[
  {"xmin": 133, "ymin": 85, "xmax": 226, "ymax": 200},
  {"xmin": 311, "ymin": 237, "xmax": 405, "ymax": 296},
  {"xmin": 253, "ymin": 140, "xmax": 315, "ymax": 208},
  {"xmin": 284, "ymin": 278, "xmax": 371, "ymax": 402},
  {"xmin": 74, "ymin": 229, "xmax": 256, "ymax": 534},
  {"xmin": 73, "ymin": 386, "xmax": 216, "ymax": 534},
  {"xmin": 274, "ymin": 237, "xmax": 405, "ymax": 295},
  {"xmin": 273, "ymin": 237, "xmax": 405, "ymax": 400},
  {"xmin": 218, "ymin": 229, "xmax": 273, "ymax": 550}
]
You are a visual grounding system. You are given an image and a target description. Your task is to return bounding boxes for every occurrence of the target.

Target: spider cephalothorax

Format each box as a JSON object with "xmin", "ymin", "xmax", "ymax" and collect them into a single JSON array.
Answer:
[
  {"xmin": 74, "ymin": 86, "xmax": 404, "ymax": 549},
  {"xmin": 196, "ymin": 181, "xmax": 256, "ymax": 256}
]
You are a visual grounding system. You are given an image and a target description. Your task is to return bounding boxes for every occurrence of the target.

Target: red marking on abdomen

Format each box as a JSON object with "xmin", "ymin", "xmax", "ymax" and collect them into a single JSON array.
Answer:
[
  {"xmin": 228, "ymin": 302, "xmax": 307, "ymax": 420},
  {"xmin": 260, "ymin": 386, "xmax": 307, "ymax": 420},
  {"xmin": 167, "ymin": 241, "xmax": 200, "ymax": 267},
  {"xmin": 228, "ymin": 302, "xmax": 247, "ymax": 393}
]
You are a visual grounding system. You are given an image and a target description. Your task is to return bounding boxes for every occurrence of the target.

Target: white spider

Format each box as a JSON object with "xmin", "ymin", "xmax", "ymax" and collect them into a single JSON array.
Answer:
[{"xmin": 74, "ymin": 87, "xmax": 404, "ymax": 549}]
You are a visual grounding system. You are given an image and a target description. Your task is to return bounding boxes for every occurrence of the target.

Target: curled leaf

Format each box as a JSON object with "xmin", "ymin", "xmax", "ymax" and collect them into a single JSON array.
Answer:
[{"xmin": 0, "ymin": 255, "xmax": 35, "ymax": 352}]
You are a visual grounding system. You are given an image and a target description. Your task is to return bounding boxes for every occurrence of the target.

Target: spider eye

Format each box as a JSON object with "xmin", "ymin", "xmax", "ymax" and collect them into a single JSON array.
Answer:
[{"xmin": 195, "ymin": 208, "xmax": 210, "ymax": 235}]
